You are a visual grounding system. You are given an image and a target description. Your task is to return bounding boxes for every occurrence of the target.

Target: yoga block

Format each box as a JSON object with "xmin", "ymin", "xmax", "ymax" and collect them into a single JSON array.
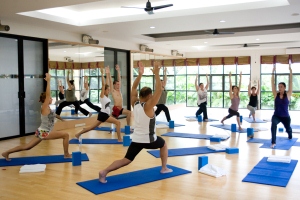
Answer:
[
  {"xmin": 278, "ymin": 128, "xmax": 284, "ymax": 132},
  {"xmin": 247, "ymin": 128, "xmax": 254, "ymax": 137},
  {"xmin": 123, "ymin": 135, "xmax": 131, "ymax": 147},
  {"xmin": 169, "ymin": 120, "xmax": 175, "ymax": 129},
  {"xmin": 240, "ymin": 116, "xmax": 243, "ymax": 123},
  {"xmin": 210, "ymin": 137, "xmax": 221, "ymax": 142},
  {"xmin": 231, "ymin": 124, "xmax": 237, "ymax": 132},
  {"xmin": 198, "ymin": 156, "xmax": 208, "ymax": 170},
  {"xmin": 198, "ymin": 115, "xmax": 203, "ymax": 122},
  {"xmin": 226, "ymin": 147, "xmax": 239, "ymax": 154},
  {"xmin": 124, "ymin": 125, "xmax": 131, "ymax": 135},
  {"xmin": 72, "ymin": 151, "xmax": 82, "ymax": 166},
  {"xmin": 71, "ymin": 109, "xmax": 75, "ymax": 115}
]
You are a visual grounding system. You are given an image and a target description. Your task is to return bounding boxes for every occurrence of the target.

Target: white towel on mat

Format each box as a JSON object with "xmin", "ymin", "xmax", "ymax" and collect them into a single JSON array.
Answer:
[
  {"xmin": 199, "ymin": 164, "xmax": 227, "ymax": 178},
  {"xmin": 211, "ymin": 133, "xmax": 230, "ymax": 140},
  {"xmin": 19, "ymin": 164, "xmax": 46, "ymax": 173},
  {"xmin": 207, "ymin": 144, "xmax": 228, "ymax": 151},
  {"xmin": 267, "ymin": 155, "xmax": 291, "ymax": 163},
  {"xmin": 156, "ymin": 124, "xmax": 169, "ymax": 129}
]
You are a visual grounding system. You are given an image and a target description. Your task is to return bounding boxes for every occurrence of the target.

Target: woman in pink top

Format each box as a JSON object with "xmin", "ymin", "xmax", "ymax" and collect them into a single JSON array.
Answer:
[{"xmin": 221, "ymin": 72, "xmax": 243, "ymax": 131}]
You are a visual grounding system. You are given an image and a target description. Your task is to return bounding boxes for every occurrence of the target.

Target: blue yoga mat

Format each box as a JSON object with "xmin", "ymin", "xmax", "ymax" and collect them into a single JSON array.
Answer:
[
  {"xmin": 61, "ymin": 115, "xmax": 88, "ymax": 119},
  {"xmin": 147, "ymin": 146, "xmax": 225, "ymax": 158},
  {"xmin": 156, "ymin": 121, "xmax": 185, "ymax": 127},
  {"xmin": 260, "ymin": 138, "xmax": 298, "ymax": 150},
  {"xmin": 0, "ymin": 153, "xmax": 89, "ymax": 167},
  {"xmin": 162, "ymin": 132, "xmax": 213, "ymax": 140},
  {"xmin": 243, "ymin": 117, "xmax": 266, "ymax": 123},
  {"xmin": 247, "ymin": 138, "xmax": 269, "ymax": 143},
  {"xmin": 76, "ymin": 165, "xmax": 191, "ymax": 195},
  {"xmin": 293, "ymin": 142, "xmax": 300, "ymax": 147},
  {"xmin": 69, "ymin": 138, "xmax": 122, "ymax": 144},
  {"xmin": 242, "ymin": 157, "xmax": 298, "ymax": 187},
  {"xmin": 94, "ymin": 126, "xmax": 130, "ymax": 133},
  {"xmin": 291, "ymin": 124, "xmax": 300, "ymax": 129},
  {"xmin": 210, "ymin": 124, "xmax": 263, "ymax": 133},
  {"xmin": 184, "ymin": 116, "xmax": 218, "ymax": 122}
]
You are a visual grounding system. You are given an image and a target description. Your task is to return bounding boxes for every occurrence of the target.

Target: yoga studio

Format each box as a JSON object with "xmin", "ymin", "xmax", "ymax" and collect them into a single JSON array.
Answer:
[{"xmin": 1, "ymin": 0, "xmax": 300, "ymax": 199}]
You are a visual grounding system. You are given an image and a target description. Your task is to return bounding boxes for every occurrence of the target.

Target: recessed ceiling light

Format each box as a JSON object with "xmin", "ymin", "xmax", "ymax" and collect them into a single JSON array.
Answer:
[
  {"xmin": 220, "ymin": 20, "xmax": 226, "ymax": 23},
  {"xmin": 150, "ymin": 26, "xmax": 155, "ymax": 29},
  {"xmin": 166, "ymin": 44, "xmax": 171, "ymax": 45},
  {"xmin": 256, "ymin": 38, "xmax": 260, "ymax": 41},
  {"xmin": 64, "ymin": 51, "xmax": 67, "ymax": 52},
  {"xmin": 292, "ymin": 13, "xmax": 299, "ymax": 16},
  {"xmin": 204, "ymin": 42, "xmax": 208, "ymax": 44}
]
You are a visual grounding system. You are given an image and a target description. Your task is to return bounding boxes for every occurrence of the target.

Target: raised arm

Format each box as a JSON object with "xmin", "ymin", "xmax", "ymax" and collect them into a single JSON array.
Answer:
[
  {"xmin": 205, "ymin": 74, "xmax": 209, "ymax": 90},
  {"xmin": 115, "ymin": 64, "xmax": 121, "ymax": 89},
  {"xmin": 195, "ymin": 74, "xmax": 199, "ymax": 91},
  {"xmin": 256, "ymin": 80, "xmax": 260, "ymax": 96},
  {"xmin": 238, "ymin": 71, "xmax": 242, "ymax": 96},
  {"xmin": 229, "ymin": 72, "xmax": 233, "ymax": 99},
  {"xmin": 163, "ymin": 67, "xmax": 167, "ymax": 88},
  {"xmin": 84, "ymin": 76, "xmax": 89, "ymax": 90},
  {"xmin": 271, "ymin": 66, "xmax": 277, "ymax": 98},
  {"xmin": 66, "ymin": 70, "xmax": 72, "ymax": 90},
  {"xmin": 100, "ymin": 68, "xmax": 105, "ymax": 98},
  {"xmin": 287, "ymin": 65, "xmax": 293, "ymax": 99},
  {"xmin": 41, "ymin": 73, "xmax": 51, "ymax": 115},
  {"xmin": 144, "ymin": 62, "xmax": 162, "ymax": 109},
  {"xmin": 131, "ymin": 62, "xmax": 144, "ymax": 107},
  {"xmin": 105, "ymin": 66, "xmax": 113, "ymax": 93},
  {"xmin": 248, "ymin": 78, "xmax": 251, "ymax": 97}
]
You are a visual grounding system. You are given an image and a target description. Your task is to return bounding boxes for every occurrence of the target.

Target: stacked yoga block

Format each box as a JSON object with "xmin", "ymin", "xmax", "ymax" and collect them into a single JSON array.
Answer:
[
  {"xmin": 124, "ymin": 125, "xmax": 131, "ymax": 135},
  {"xmin": 123, "ymin": 135, "xmax": 131, "ymax": 146}
]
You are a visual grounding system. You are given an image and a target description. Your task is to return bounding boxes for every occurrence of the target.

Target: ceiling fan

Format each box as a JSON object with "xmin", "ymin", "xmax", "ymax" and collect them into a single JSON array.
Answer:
[
  {"xmin": 121, "ymin": 0, "xmax": 173, "ymax": 15},
  {"xmin": 205, "ymin": 29, "xmax": 235, "ymax": 35},
  {"xmin": 243, "ymin": 43, "xmax": 260, "ymax": 47}
]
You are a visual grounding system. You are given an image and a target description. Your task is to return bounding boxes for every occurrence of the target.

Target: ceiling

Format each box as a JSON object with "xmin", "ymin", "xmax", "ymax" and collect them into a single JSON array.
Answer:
[{"xmin": 1, "ymin": 0, "xmax": 300, "ymax": 55}]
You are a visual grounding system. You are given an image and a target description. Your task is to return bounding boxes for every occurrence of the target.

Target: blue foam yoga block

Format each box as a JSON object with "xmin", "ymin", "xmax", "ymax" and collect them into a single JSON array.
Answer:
[
  {"xmin": 279, "ymin": 128, "xmax": 284, "ymax": 132},
  {"xmin": 226, "ymin": 147, "xmax": 239, "ymax": 154},
  {"xmin": 210, "ymin": 137, "xmax": 221, "ymax": 142},
  {"xmin": 198, "ymin": 115, "xmax": 203, "ymax": 122},
  {"xmin": 125, "ymin": 125, "xmax": 131, "ymax": 135},
  {"xmin": 169, "ymin": 120, "xmax": 175, "ymax": 128},
  {"xmin": 198, "ymin": 156, "xmax": 208, "ymax": 170},
  {"xmin": 247, "ymin": 128, "xmax": 254, "ymax": 137},
  {"xmin": 72, "ymin": 151, "xmax": 82, "ymax": 166},
  {"xmin": 123, "ymin": 135, "xmax": 131, "ymax": 147},
  {"xmin": 240, "ymin": 116, "xmax": 243, "ymax": 123},
  {"xmin": 71, "ymin": 109, "xmax": 75, "ymax": 115},
  {"xmin": 231, "ymin": 124, "xmax": 237, "ymax": 132}
]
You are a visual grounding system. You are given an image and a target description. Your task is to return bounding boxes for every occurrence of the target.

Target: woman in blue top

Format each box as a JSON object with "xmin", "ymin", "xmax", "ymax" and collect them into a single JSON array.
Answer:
[{"xmin": 270, "ymin": 65, "xmax": 293, "ymax": 148}]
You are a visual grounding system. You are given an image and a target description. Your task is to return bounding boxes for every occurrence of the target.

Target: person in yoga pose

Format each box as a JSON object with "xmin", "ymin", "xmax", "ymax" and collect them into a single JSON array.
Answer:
[
  {"xmin": 75, "ymin": 67, "xmax": 121, "ymax": 142},
  {"xmin": 75, "ymin": 76, "xmax": 101, "ymax": 113},
  {"xmin": 247, "ymin": 79, "xmax": 260, "ymax": 122},
  {"xmin": 155, "ymin": 67, "xmax": 171, "ymax": 122},
  {"xmin": 2, "ymin": 73, "xmax": 72, "ymax": 161},
  {"xmin": 55, "ymin": 70, "xmax": 92, "ymax": 118},
  {"xmin": 98, "ymin": 61, "xmax": 173, "ymax": 183},
  {"xmin": 270, "ymin": 65, "xmax": 293, "ymax": 148},
  {"xmin": 55, "ymin": 79, "xmax": 65, "ymax": 107},
  {"xmin": 195, "ymin": 73, "xmax": 209, "ymax": 122},
  {"xmin": 221, "ymin": 72, "xmax": 243, "ymax": 130},
  {"xmin": 111, "ymin": 64, "xmax": 131, "ymax": 125}
]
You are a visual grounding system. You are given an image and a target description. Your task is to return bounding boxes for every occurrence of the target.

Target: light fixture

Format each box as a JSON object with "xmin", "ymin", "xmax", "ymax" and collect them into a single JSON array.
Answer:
[
  {"xmin": 150, "ymin": 26, "xmax": 155, "ymax": 29},
  {"xmin": 220, "ymin": 20, "xmax": 226, "ymax": 23},
  {"xmin": 204, "ymin": 42, "xmax": 208, "ymax": 44},
  {"xmin": 256, "ymin": 38, "xmax": 260, "ymax": 41},
  {"xmin": 140, "ymin": 44, "xmax": 153, "ymax": 52},
  {"xmin": 292, "ymin": 13, "xmax": 299, "ymax": 16},
  {"xmin": 63, "ymin": 51, "xmax": 67, "ymax": 52},
  {"xmin": 0, "ymin": 20, "xmax": 10, "ymax": 32},
  {"xmin": 82, "ymin": 34, "xmax": 99, "ymax": 44}
]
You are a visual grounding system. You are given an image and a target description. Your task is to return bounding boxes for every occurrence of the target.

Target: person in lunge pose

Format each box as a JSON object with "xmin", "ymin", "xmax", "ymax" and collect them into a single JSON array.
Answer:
[
  {"xmin": 220, "ymin": 72, "xmax": 243, "ymax": 131},
  {"xmin": 195, "ymin": 73, "xmax": 209, "ymax": 122},
  {"xmin": 98, "ymin": 61, "xmax": 173, "ymax": 183},
  {"xmin": 270, "ymin": 65, "xmax": 293, "ymax": 148},
  {"xmin": 2, "ymin": 73, "xmax": 71, "ymax": 161},
  {"xmin": 247, "ymin": 79, "xmax": 260, "ymax": 122}
]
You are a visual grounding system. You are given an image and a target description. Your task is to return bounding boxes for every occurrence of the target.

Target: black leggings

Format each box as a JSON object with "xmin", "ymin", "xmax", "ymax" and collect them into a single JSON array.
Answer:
[
  {"xmin": 155, "ymin": 104, "xmax": 171, "ymax": 122},
  {"xmin": 75, "ymin": 98, "xmax": 101, "ymax": 113},
  {"xmin": 195, "ymin": 102, "xmax": 208, "ymax": 120},
  {"xmin": 226, "ymin": 108, "xmax": 240, "ymax": 119},
  {"xmin": 271, "ymin": 115, "xmax": 292, "ymax": 144},
  {"xmin": 56, "ymin": 101, "xmax": 89, "ymax": 116}
]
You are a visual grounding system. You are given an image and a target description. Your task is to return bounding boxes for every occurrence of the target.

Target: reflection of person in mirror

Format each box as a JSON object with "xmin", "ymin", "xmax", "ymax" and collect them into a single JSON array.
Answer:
[
  {"xmin": 55, "ymin": 79, "xmax": 65, "ymax": 107},
  {"xmin": 195, "ymin": 74, "xmax": 209, "ymax": 121},
  {"xmin": 75, "ymin": 76, "xmax": 101, "ymax": 113},
  {"xmin": 111, "ymin": 64, "xmax": 131, "ymax": 125},
  {"xmin": 247, "ymin": 79, "xmax": 260, "ymax": 122}
]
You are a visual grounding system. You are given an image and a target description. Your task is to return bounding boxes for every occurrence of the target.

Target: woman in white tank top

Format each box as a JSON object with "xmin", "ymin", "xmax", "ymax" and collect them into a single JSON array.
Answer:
[
  {"xmin": 195, "ymin": 73, "xmax": 209, "ymax": 121},
  {"xmin": 75, "ymin": 67, "xmax": 121, "ymax": 142},
  {"xmin": 2, "ymin": 73, "xmax": 72, "ymax": 161}
]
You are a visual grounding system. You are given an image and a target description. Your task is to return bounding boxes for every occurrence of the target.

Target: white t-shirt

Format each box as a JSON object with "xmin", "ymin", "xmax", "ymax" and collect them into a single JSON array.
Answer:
[
  {"xmin": 131, "ymin": 101, "xmax": 157, "ymax": 143},
  {"xmin": 197, "ymin": 88, "xmax": 207, "ymax": 105},
  {"xmin": 100, "ymin": 95, "xmax": 111, "ymax": 115},
  {"xmin": 80, "ymin": 88, "xmax": 89, "ymax": 102}
]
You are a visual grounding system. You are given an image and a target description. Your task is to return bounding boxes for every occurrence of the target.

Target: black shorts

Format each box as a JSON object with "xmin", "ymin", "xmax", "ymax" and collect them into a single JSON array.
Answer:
[
  {"xmin": 97, "ymin": 112, "xmax": 110, "ymax": 122},
  {"xmin": 125, "ymin": 136, "xmax": 165, "ymax": 161}
]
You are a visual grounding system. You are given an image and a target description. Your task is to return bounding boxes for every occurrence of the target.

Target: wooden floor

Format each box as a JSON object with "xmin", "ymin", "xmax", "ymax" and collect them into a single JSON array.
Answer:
[{"xmin": 1, "ymin": 105, "xmax": 300, "ymax": 200}]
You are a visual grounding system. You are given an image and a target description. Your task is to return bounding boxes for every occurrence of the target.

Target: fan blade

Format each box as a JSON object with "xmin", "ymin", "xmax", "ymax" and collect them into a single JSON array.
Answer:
[
  {"xmin": 121, "ymin": 6, "xmax": 144, "ymax": 9},
  {"xmin": 153, "ymin": 4, "xmax": 173, "ymax": 10},
  {"xmin": 147, "ymin": 10, "xmax": 154, "ymax": 15},
  {"xmin": 218, "ymin": 32, "xmax": 235, "ymax": 34}
]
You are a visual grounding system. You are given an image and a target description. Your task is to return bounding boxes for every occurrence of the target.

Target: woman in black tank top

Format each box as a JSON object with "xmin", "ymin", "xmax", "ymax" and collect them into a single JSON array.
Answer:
[{"xmin": 247, "ymin": 79, "xmax": 259, "ymax": 122}]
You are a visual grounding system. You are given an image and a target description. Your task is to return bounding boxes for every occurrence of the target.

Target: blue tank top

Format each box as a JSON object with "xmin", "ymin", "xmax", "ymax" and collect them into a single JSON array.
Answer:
[{"xmin": 274, "ymin": 94, "xmax": 289, "ymax": 117}]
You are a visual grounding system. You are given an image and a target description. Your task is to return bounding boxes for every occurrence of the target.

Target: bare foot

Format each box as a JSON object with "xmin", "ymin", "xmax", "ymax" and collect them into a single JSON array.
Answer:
[
  {"xmin": 99, "ymin": 171, "xmax": 108, "ymax": 183},
  {"xmin": 161, "ymin": 167, "xmax": 173, "ymax": 174},
  {"xmin": 220, "ymin": 120, "xmax": 224, "ymax": 125},
  {"xmin": 75, "ymin": 133, "xmax": 81, "ymax": 139},
  {"xmin": 238, "ymin": 127, "xmax": 243, "ymax": 131},
  {"xmin": 270, "ymin": 144, "xmax": 276, "ymax": 149},
  {"xmin": 88, "ymin": 113, "xmax": 92, "ymax": 118},
  {"xmin": 2, "ymin": 152, "xmax": 11, "ymax": 161},
  {"xmin": 204, "ymin": 119, "xmax": 208, "ymax": 122},
  {"xmin": 118, "ymin": 139, "xmax": 123, "ymax": 143},
  {"xmin": 64, "ymin": 153, "xmax": 72, "ymax": 159}
]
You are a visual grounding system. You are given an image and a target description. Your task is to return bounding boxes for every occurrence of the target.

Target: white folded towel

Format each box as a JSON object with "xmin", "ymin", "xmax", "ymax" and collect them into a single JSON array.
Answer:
[
  {"xmin": 207, "ymin": 144, "xmax": 228, "ymax": 151},
  {"xmin": 156, "ymin": 124, "xmax": 169, "ymax": 129},
  {"xmin": 211, "ymin": 134, "xmax": 230, "ymax": 140},
  {"xmin": 186, "ymin": 118, "xmax": 197, "ymax": 121},
  {"xmin": 19, "ymin": 164, "xmax": 46, "ymax": 173},
  {"xmin": 199, "ymin": 164, "xmax": 227, "ymax": 178},
  {"xmin": 267, "ymin": 155, "xmax": 291, "ymax": 163}
]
